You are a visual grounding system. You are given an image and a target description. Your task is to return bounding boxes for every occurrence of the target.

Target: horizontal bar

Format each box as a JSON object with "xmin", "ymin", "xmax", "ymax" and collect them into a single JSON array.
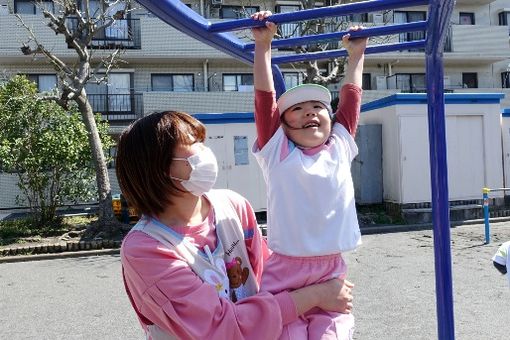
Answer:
[
  {"xmin": 485, "ymin": 188, "xmax": 510, "ymax": 193},
  {"xmin": 243, "ymin": 21, "xmax": 427, "ymax": 51},
  {"xmin": 271, "ymin": 40, "xmax": 426, "ymax": 64},
  {"xmin": 208, "ymin": 0, "xmax": 430, "ymax": 33}
]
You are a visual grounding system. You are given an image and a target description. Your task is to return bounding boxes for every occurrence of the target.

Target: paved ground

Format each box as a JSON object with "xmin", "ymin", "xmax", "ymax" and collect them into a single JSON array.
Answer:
[
  {"xmin": 0, "ymin": 221, "xmax": 508, "ymax": 339},
  {"xmin": 0, "ymin": 254, "xmax": 142, "ymax": 340},
  {"xmin": 345, "ymin": 221, "xmax": 510, "ymax": 340}
]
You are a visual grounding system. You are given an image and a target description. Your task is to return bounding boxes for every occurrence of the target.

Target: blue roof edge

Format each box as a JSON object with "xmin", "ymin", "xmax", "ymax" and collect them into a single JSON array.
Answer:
[
  {"xmin": 192, "ymin": 112, "xmax": 254, "ymax": 124},
  {"xmin": 502, "ymin": 108, "xmax": 510, "ymax": 117},
  {"xmin": 361, "ymin": 93, "xmax": 505, "ymax": 113}
]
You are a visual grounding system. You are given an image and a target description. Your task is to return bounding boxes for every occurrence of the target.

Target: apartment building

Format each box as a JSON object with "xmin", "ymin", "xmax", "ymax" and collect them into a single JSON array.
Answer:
[{"xmin": 0, "ymin": 0, "xmax": 509, "ymax": 210}]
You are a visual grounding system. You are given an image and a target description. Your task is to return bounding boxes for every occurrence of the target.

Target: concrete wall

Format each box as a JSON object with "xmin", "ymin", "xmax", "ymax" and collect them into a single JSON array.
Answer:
[{"xmin": 360, "ymin": 93, "xmax": 505, "ymax": 204}]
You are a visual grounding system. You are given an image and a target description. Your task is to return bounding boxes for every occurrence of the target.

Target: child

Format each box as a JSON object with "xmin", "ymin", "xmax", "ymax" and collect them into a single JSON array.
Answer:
[
  {"xmin": 251, "ymin": 11, "xmax": 368, "ymax": 340},
  {"xmin": 492, "ymin": 240, "xmax": 510, "ymax": 287}
]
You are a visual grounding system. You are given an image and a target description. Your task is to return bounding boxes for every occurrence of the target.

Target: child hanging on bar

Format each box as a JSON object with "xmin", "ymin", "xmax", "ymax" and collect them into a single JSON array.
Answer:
[{"xmin": 251, "ymin": 11, "xmax": 368, "ymax": 340}]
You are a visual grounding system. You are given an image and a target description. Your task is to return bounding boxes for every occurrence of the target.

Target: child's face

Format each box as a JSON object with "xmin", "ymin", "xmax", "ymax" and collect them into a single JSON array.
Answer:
[{"xmin": 282, "ymin": 100, "xmax": 331, "ymax": 148}]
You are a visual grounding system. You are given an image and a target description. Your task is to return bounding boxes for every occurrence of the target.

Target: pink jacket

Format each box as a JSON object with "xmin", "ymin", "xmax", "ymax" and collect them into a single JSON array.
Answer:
[{"xmin": 121, "ymin": 189, "xmax": 298, "ymax": 340}]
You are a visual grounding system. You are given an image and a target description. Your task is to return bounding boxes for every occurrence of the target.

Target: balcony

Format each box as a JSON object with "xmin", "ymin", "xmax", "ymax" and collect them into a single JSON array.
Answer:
[
  {"xmin": 67, "ymin": 18, "xmax": 141, "ymax": 49},
  {"xmin": 143, "ymin": 91, "xmax": 254, "ymax": 114},
  {"xmin": 367, "ymin": 23, "xmax": 508, "ymax": 65},
  {"xmin": 454, "ymin": 0, "xmax": 497, "ymax": 5},
  {"xmin": 0, "ymin": 14, "xmax": 226, "ymax": 62},
  {"xmin": 88, "ymin": 93, "xmax": 143, "ymax": 122}
]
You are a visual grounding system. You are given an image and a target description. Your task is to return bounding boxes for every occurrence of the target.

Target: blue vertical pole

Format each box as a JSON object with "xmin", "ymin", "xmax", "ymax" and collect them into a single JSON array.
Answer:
[
  {"xmin": 483, "ymin": 188, "xmax": 491, "ymax": 244},
  {"xmin": 271, "ymin": 64, "xmax": 286, "ymax": 98},
  {"xmin": 426, "ymin": 1, "xmax": 455, "ymax": 339}
]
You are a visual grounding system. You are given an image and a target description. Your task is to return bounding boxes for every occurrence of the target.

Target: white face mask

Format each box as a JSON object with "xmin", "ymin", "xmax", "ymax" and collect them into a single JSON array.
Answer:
[{"xmin": 170, "ymin": 146, "xmax": 218, "ymax": 196}]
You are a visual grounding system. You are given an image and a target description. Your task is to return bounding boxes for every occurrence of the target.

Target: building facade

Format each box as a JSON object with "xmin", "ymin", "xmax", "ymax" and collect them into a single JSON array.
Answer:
[{"xmin": 0, "ymin": 0, "xmax": 509, "ymax": 209}]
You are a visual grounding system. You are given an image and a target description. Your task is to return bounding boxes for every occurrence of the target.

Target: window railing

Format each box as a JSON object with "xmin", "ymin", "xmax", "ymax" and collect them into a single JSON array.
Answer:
[
  {"xmin": 443, "ymin": 24, "xmax": 452, "ymax": 52},
  {"xmin": 66, "ymin": 18, "xmax": 141, "ymax": 49},
  {"xmin": 88, "ymin": 93, "xmax": 143, "ymax": 121},
  {"xmin": 502, "ymin": 72, "xmax": 510, "ymax": 88}
]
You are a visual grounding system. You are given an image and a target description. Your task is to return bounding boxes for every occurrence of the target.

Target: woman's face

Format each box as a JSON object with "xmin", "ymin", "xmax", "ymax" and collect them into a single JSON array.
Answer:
[{"xmin": 168, "ymin": 142, "xmax": 206, "ymax": 183}]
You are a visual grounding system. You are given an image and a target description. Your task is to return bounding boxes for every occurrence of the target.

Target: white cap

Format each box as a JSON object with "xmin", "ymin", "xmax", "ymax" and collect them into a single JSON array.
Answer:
[{"xmin": 277, "ymin": 84, "xmax": 332, "ymax": 115}]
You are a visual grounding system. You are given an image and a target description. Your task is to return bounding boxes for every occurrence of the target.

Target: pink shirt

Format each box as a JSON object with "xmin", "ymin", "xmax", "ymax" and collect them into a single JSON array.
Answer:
[{"xmin": 121, "ymin": 189, "xmax": 298, "ymax": 339}]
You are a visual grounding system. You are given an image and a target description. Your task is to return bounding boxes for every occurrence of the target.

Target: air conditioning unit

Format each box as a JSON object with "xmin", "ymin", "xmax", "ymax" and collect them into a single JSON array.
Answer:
[
  {"xmin": 370, "ymin": 13, "xmax": 384, "ymax": 24},
  {"xmin": 211, "ymin": 0, "xmax": 223, "ymax": 5}
]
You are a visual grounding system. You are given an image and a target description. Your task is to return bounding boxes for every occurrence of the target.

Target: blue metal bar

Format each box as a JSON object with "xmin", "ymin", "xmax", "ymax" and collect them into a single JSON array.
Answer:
[
  {"xmin": 272, "ymin": 40, "xmax": 426, "ymax": 64},
  {"xmin": 208, "ymin": 0, "xmax": 430, "ymax": 32},
  {"xmin": 483, "ymin": 188, "xmax": 491, "ymax": 244},
  {"xmin": 136, "ymin": 0, "xmax": 255, "ymax": 64},
  {"xmin": 272, "ymin": 64, "xmax": 286, "ymax": 98},
  {"xmin": 244, "ymin": 21, "xmax": 428, "ymax": 51},
  {"xmin": 425, "ymin": 0, "xmax": 456, "ymax": 339}
]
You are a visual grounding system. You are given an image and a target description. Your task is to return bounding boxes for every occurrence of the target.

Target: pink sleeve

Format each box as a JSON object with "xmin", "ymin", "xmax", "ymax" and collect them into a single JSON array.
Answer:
[
  {"xmin": 254, "ymin": 89, "xmax": 280, "ymax": 149},
  {"xmin": 121, "ymin": 233, "xmax": 297, "ymax": 340},
  {"xmin": 335, "ymin": 83, "xmax": 362, "ymax": 137}
]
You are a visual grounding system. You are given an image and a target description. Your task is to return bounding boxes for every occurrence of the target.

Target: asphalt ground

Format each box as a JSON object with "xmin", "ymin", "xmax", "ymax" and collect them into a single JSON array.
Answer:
[
  {"xmin": 345, "ymin": 221, "xmax": 510, "ymax": 340},
  {"xmin": 0, "ymin": 221, "xmax": 508, "ymax": 339}
]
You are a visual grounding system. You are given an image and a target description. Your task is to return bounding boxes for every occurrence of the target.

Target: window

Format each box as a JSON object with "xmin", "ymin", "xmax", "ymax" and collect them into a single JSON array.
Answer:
[
  {"xmin": 26, "ymin": 74, "xmax": 57, "ymax": 92},
  {"xmin": 15, "ymin": 0, "xmax": 54, "ymax": 14},
  {"xmin": 86, "ymin": 73, "xmax": 133, "ymax": 114},
  {"xmin": 502, "ymin": 72, "xmax": 510, "ymax": 88},
  {"xmin": 387, "ymin": 73, "xmax": 426, "ymax": 93},
  {"xmin": 81, "ymin": 1, "xmax": 129, "ymax": 19},
  {"xmin": 220, "ymin": 5, "xmax": 259, "ymax": 19},
  {"xmin": 459, "ymin": 12, "xmax": 475, "ymax": 25},
  {"xmin": 283, "ymin": 72, "xmax": 299, "ymax": 89},
  {"xmin": 394, "ymin": 11, "xmax": 426, "ymax": 42},
  {"xmin": 338, "ymin": 13, "xmax": 369, "ymax": 22},
  {"xmin": 222, "ymin": 74, "xmax": 253, "ymax": 92},
  {"xmin": 499, "ymin": 11, "xmax": 510, "ymax": 25},
  {"xmin": 462, "ymin": 73, "xmax": 478, "ymax": 88},
  {"xmin": 275, "ymin": 5, "xmax": 301, "ymax": 39},
  {"xmin": 499, "ymin": 11, "xmax": 510, "ymax": 35},
  {"xmin": 151, "ymin": 74, "xmax": 194, "ymax": 92},
  {"xmin": 362, "ymin": 73, "xmax": 371, "ymax": 90}
]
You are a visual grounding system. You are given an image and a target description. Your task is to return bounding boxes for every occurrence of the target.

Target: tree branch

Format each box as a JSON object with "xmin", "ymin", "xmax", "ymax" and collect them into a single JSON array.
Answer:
[{"xmin": 41, "ymin": 6, "xmax": 87, "ymax": 59}]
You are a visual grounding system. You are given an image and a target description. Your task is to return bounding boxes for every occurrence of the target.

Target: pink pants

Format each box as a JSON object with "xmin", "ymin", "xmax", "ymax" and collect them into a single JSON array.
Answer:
[{"xmin": 261, "ymin": 252, "xmax": 354, "ymax": 340}]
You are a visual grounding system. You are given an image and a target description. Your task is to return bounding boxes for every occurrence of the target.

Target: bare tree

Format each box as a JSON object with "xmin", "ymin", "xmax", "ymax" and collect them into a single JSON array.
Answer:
[
  {"xmin": 283, "ymin": 0, "xmax": 388, "ymax": 86},
  {"xmin": 17, "ymin": 0, "xmax": 132, "ymax": 234},
  {"xmin": 235, "ymin": 0, "xmax": 390, "ymax": 86}
]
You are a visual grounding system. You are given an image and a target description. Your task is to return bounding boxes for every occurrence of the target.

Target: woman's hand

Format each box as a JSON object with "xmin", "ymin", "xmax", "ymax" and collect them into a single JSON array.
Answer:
[
  {"xmin": 251, "ymin": 11, "xmax": 277, "ymax": 45},
  {"xmin": 289, "ymin": 277, "xmax": 354, "ymax": 316},
  {"xmin": 318, "ymin": 278, "xmax": 354, "ymax": 314}
]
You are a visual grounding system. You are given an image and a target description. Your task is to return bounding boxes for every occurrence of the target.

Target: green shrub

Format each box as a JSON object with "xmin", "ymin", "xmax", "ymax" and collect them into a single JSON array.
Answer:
[{"xmin": 0, "ymin": 75, "xmax": 113, "ymax": 227}]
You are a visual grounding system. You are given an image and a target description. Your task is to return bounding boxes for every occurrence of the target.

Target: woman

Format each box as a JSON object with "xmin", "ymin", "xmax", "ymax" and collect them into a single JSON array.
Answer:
[{"xmin": 116, "ymin": 110, "xmax": 354, "ymax": 340}]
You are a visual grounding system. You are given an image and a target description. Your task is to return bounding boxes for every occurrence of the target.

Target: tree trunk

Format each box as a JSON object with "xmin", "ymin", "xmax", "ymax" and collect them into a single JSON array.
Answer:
[{"xmin": 75, "ymin": 90, "xmax": 116, "ymax": 225}]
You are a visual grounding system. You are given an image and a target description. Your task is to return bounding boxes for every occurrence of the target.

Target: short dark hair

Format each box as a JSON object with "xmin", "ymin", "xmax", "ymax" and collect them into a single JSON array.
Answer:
[{"xmin": 115, "ymin": 111, "xmax": 206, "ymax": 217}]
